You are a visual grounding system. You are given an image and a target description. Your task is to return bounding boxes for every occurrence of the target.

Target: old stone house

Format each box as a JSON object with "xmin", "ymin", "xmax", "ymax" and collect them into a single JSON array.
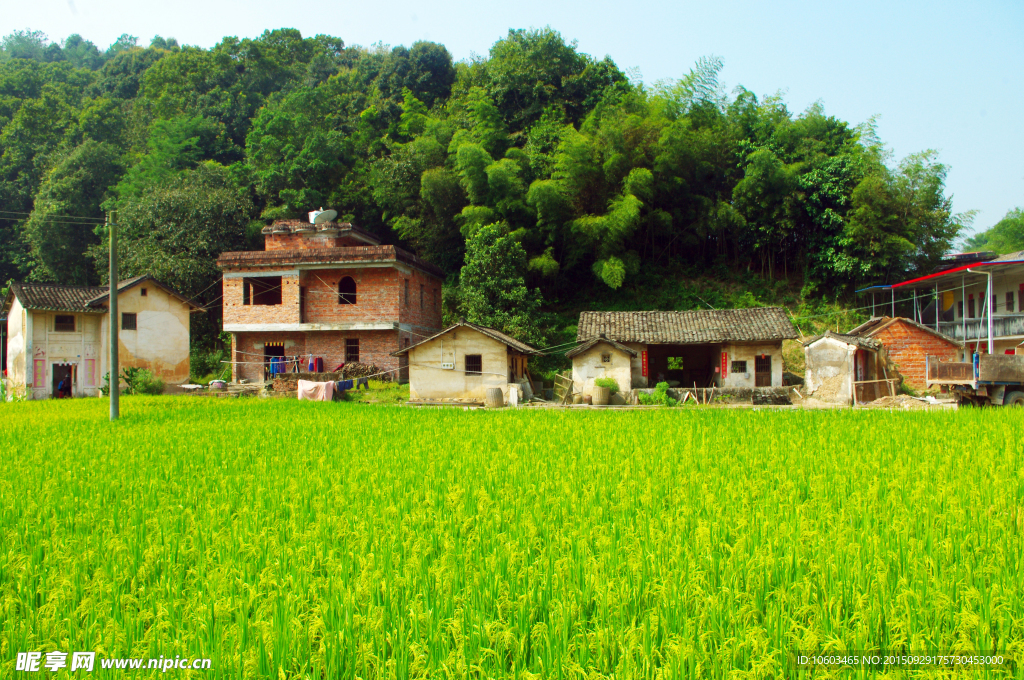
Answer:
[
  {"xmin": 566, "ymin": 335, "xmax": 637, "ymax": 398},
  {"xmin": 217, "ymin": 219, "xmax": 444, "ymax": 382},
  {"xmin": 846, "ymin": 316, "xmax": 962, "ymax": 390},
  {"xmin": 2, "ymin": 275, "xmax": 202, "ymax": 399},
  {"xmin": 572, "ymin": 308, "xmax": 798, "ymax": 396},
  {"xmin": 392, "ymin": 321, "xmax": 542, "ymax": 402}
]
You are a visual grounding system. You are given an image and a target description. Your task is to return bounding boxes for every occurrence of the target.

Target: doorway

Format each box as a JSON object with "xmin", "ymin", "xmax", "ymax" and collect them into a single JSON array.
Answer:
[
  {"xmin": 52, "ymin": 363, "xmax": 76, "ymax": 398},
  {"xmin": 754, "ymin": 354, "xmax": 772, "ymax": 387},
  {"xmin": 264, "ymin": 343, "xmax": 285, "ymax": 380}
]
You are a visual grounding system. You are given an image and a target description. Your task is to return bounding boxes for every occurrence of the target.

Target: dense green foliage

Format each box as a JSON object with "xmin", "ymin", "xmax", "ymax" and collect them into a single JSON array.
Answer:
[
  {"xmin": 966, "ymin": 208, "xmax": 1024, "ymax": 255},
  {"xmin": 0, "ymin": 27, "xmax": 973, "ymax": 349},
  {"xmin": 2, "ymin": 398, "xmax": 1022, "ymax": 677}
]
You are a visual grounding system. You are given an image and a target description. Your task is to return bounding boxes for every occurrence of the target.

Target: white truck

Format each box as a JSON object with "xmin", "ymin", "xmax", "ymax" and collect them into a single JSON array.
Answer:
[{"xmin": 927, "ymin": 353, "xmax": 1024, "ymax": 406}]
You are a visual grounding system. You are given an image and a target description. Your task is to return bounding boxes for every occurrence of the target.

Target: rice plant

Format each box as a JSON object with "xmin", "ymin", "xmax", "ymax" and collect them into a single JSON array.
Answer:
[{"xmin": 0, "ymin": 398, "xmax": 1022, "ymax": 678}]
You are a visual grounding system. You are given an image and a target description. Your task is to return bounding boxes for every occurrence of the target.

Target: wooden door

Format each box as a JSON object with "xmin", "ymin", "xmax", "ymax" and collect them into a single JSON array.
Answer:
[{"xmin": 754, "ymin": 355, "xmax": 772, "ymax": 387}]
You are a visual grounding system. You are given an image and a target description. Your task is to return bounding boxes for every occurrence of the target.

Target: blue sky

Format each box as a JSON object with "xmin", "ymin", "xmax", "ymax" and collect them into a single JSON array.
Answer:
[{"xmin": 5, "ymin": 0, "xmax": 1022, "ymax": 238}]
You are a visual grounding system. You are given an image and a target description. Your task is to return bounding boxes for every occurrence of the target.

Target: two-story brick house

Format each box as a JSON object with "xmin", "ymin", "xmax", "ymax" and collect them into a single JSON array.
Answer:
[{"xmin": 217, "ymin": 219, "xmax": 444, "ymax": 383}]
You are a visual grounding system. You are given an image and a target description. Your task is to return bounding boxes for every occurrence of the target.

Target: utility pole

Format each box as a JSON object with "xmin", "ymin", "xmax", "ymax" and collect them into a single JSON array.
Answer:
[{"xmin": 108, "ymin": 212, "xmax": 119, "ymax": 421}]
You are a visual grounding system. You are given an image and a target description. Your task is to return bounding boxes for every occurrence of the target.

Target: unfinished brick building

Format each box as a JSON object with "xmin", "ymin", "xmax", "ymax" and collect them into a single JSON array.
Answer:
[
  {"xmin": 847, "ymin": 316, "xmax": 963, "ymax": 390},
  {"xmin": 217, "ymin": 219, "xmax": 444, "ymax": 383}
]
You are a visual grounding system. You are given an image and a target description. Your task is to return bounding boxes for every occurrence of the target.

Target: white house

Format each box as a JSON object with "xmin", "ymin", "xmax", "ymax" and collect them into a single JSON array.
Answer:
[{"xmin": 3, "ymin": 275, "xmax": 203, "ymax": 399}]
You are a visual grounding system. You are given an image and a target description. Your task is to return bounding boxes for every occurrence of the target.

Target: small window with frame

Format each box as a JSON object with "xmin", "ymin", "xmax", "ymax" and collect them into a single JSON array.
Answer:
[
  {"xmin": 345, "ymin": 338, "xmax": 359, "ymax": 363},
  {"xmin": 1006, "ymin": 292, "xmax": 1014, "ymax": 313},
  {"xmin": 731, "ymin": 360, "xmax": 747, "ymax": 374},
  {"xmin": 601, "ymin": 352, "xmax": 611, "ymax": 363},
  {"xmin": 54, "ymin": 315, "xmax": 76, "ymax": 332},
  {"xmin": 141, "ymin": 288, "xmax": 148, "ymax": 297},
  {"xmin": 465, "ymin": 354, "xmax": 482, "ymax": 376},
  {"xmin": 121, "ymin": 312, "xmax": 137, "ymax": 331}
]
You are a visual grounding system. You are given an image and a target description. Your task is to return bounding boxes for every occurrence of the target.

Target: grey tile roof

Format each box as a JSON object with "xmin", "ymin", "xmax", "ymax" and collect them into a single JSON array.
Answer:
[
  {"xmin": 393, "ymin": 321, "xmax": 543, "ymax": 356},
  {"xmin": 6, "ymin": 282, "xmax": 108, "ymax": 313},
  {"xmin": 991, "ymin": 250, "xmax": 1024, "ymax": 263},
  {"xmin": 803, "ymin": 330, "xmax": 881, "ymax": 351},
  {"xmin": 565, "ymin": 336, "xmax": 638, "ymax": 359},
  {"xmin": 5, "ymin": 276, "xmax": 203, "ymax": 314},
  {"xmin": 847, "ymin": 316, "xmax": 961, "ymax": 347},
  {"xmin": 576, "ymin": 307, "xmax": 798, "ymax": 344}
]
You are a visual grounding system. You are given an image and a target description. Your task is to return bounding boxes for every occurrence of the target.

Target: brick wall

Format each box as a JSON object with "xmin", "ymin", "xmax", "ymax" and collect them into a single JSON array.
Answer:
[
  {"xmin": 872, "ymin": 321, "xmax": 960, "ymax": 390},
  {"xmin": 300, "ymin": 268, "xmax": 400, "ymax": 324},
  {"xmin": 223, "ymin": 270, "xmax": 301, "ymax": 325},
  {"xmin": 265, "ymin": 233, "xmax": 368, "ymax": 251},
  {"xmin": 232, "ymin": 329, "xmax": 404, "ymax": 383},
  {"xmin": 398, "ymin": 267, "xmax": 444, "ymax": 331}
]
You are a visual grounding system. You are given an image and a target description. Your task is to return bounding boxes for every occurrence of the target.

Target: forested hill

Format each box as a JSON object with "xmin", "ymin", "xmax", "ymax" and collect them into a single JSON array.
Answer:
[{"xmin": 0, "ymin": 28, "xmax": 971, "ymax": 349}]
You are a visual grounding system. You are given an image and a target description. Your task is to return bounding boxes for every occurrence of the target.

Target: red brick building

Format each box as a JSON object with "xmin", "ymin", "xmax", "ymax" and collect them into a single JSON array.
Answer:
[
  {"xmin": 217, "ymin": 220, "xmax": 444, "ymax": 383},
  {"xmin": 847, "ymin": 316, "xmax": 962, "ymax": 390}
]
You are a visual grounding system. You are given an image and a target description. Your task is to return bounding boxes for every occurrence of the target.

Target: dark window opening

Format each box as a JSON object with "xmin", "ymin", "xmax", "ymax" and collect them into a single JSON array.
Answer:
[
  {"xmin": 433, "ymin": 288, "xmax": 438, "ymax": 311},
  {"xmin": 404, "ymin": 279, "xmax": 409, "ymax": 306},
  {"xmin": 968, "ymin": 297, "xmax": 975, "ymax": 318},
  {"xmin": 420, "ymin": 283, "xmax": 424, "ymax": 309},
  {"xmin": 601, "ymin": 352, "xmax": 611, "ymax": 363},
  {"xmin": 338, "ymin": 276, "xmax": 357, "ymax": 304},
  {"xmin": 957, "ymin": 301, "xmax": 963, "ymax": 318},
  {"xmin": 992, "ymin": 295, "xmax": 997, "ymax": 314},
  {"xmin": 54, "ymin": 315, "xmax": 75, "ymax": 332},
  {"xmin": 345, "ymin": 338, "xmax": 359, "ymax": 363},
  {"xmin": 245, "ymin": 277, "xmax": 282, "ymax": 305},
  {"xmin": 667, "ymin": 357, "xmax": 684, "ymax": 370},
  {"xmin": 465, "ymin": 354, "xmax": 482, "ymax": 376},
  {"xmin": 731, "ymin": 360, "xmax": 747, "ymax": 373},
  {"xmin": 141, "ymin": 288, "xmax": 147, "ymax": 297},
  {"xmin": 121, "ymin": 313, "xmax": 137, "ymax": 331},
  {"xmin": 1007, "ymin": 292, "xmax": 1015, "ymax": 313}
]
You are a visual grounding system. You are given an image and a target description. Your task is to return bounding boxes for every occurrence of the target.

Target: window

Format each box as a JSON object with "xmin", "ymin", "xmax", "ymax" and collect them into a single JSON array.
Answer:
[
  {"xmin": 54, "ymin": 315, "xmax": 75, "ymax": 332},
  {"xmin": 465, "ymin": 354, "xmax": 482, "ymax": 376},
  {"xmin": 121, "ymin": 313, "xmax": 137, "ymax": 331},
  {"xmin": 345, "ymin": 338, "xmax": 359, "ymax": 363},
  {"xmin": 404, "ymin": 279, "xmax": 409, "ymax": 306},
  {"xmin": 420, "ymin": 283, "xmax": 424, "ymax": 309},
  {"xmin": 140, "ymin": 288, "xmax": 147, "ymax": 297},
  {"xmin": 433, "ymin": 288, "xmax": 438, "ymax": 311},
  {"xmin": 957, "ymin": 301, "xmax": 964, "ymax": 318},
  {"xmin": 244, "ymin": 276, "xmax": 282, "ymax": 305},
  {"xmin": 731, "ymin": 360, "xmax": 747, "ymax": 373},
  {"xmin": 992, "ymin": 295, "xmax": 998, "ymax": 314},
  {"xmin": 1007, "ymin": 292, "xmax": 1015, "ymax": 313},
  {"xmin": 601, "ymin": 352, "xmax": 611, "ymax": 363},
  {"xmin": 968, "ymin": 296, "xmax": 975, "ymax": 318},
  {"xmin": 667, "ymin": 357, "xmax": 684, "ymax": 370},
  {"xmin": 338, "ymin": 276, "xmax": 357, "ymax": 304}
]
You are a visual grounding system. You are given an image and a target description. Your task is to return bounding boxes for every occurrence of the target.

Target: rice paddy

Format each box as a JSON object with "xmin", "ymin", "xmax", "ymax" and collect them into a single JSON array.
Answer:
[{"xmin": 1, "ymin": 398, "xmax": 1022, "ymax": 678}]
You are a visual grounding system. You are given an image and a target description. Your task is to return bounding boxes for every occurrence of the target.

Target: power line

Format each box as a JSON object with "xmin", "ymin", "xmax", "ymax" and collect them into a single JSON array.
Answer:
[{"xmin": 0, "ymin": 210, "xmax": 106, "ymax": 222}]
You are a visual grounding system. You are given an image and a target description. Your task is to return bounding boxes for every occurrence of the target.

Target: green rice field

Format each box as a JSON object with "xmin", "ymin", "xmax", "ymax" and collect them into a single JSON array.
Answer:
[{"xmin": 1, "ymin": 398, "xmax": 1022, "ymax": 678}]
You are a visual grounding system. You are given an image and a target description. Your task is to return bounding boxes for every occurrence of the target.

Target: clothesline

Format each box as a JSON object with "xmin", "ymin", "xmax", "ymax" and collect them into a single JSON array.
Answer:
[{"xmin": 219, "ymin": 361, "xmax": 404, "ymax": 381}]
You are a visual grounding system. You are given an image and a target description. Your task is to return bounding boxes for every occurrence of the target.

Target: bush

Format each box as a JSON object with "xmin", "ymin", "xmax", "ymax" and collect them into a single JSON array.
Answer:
[
  {"xmin": 120, "ymin": 367, "xmax": 164, "ymax": 395},
  {"xmin": 639, "ymin": 382, "xmax": 677, "ymax": 407},
  {"xmin": 593, "ymin": 377, "xmax": 620, "ymax": 394},
  {"xmin": 191, "ymin": 349, "xmax": 225, "ymax": 381}
]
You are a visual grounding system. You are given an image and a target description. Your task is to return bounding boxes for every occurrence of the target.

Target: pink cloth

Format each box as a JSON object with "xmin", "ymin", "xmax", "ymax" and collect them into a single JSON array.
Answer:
[{"xmin": 297, "ymin": 379, "xmax": 335, "ymax": 401}]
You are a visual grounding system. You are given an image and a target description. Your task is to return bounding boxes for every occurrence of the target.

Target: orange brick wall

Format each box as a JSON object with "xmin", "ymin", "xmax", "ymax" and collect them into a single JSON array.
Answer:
[
  {"xmin": 222, "ymin": 270, "xmax": 301, "ymax": 325},
  {"xmin": 398, "ymin": 267, "xmax": 443, "ymax": 330},
  {"xmin": 232, "ymin": 329, "xmax": 415, "ymax": 383},
  {"xmin": 265, "ymin": 233, "xmax": 369, "ymax": 251},
  {"xmin": 871, "ymin": 321, "xmax": 960, "ymax": 390},
  {"xmin": 300, "ymin": 268, "xmax": 400, "ymax": 324}
]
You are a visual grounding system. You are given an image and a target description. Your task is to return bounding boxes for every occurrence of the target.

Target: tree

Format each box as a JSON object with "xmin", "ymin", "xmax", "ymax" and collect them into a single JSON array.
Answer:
[
  {"xmin": 964, "ymin": 208, "xmax": 1024, "ymax": 255},
  {"xmin": 22, "ymin": 140, "xmax": 123, "ymax": 284},
  {"xmin": 459, "ymin": 223, "xmax": 544, "ymax": 345}
]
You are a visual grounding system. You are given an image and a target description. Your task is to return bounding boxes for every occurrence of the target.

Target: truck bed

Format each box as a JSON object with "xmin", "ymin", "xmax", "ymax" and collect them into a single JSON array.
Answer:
[{"xmin": 927, "ymin": 354, "xmax": 1024, "ymax": 386}]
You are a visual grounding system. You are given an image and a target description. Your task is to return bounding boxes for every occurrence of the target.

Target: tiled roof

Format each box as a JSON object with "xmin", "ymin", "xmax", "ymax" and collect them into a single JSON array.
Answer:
[
  {"xmin": 803, "ymin": 330, "xmax": 881, "ymax": 351},
  {"xmin": 576, "ymin": 308, "xmax": 798, "ymax": 344},
  {"xmin": 393, "ymin": 321, "xmax": 543, "ymax": 357},
  {"xmin": 260, "ymin": 220, "xmax": 381, "ymax": 245},
  {"xmin": 217, "ymin": 245, "xmax": 443, "ymax": 278},
  {"xmin": 565, "ymin": 336, "xmax": 638, "ymax": 359},
  {"xmin": 846, "ymin": 316, "xmax": 962, "ymax": 347},
  {"xmin": 6, "ymin": 282, "xmax": 108, "ymax": 313},
  {"xmin": 4, "ymin": 276, "xmax": 204, "ymax": 314}
]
